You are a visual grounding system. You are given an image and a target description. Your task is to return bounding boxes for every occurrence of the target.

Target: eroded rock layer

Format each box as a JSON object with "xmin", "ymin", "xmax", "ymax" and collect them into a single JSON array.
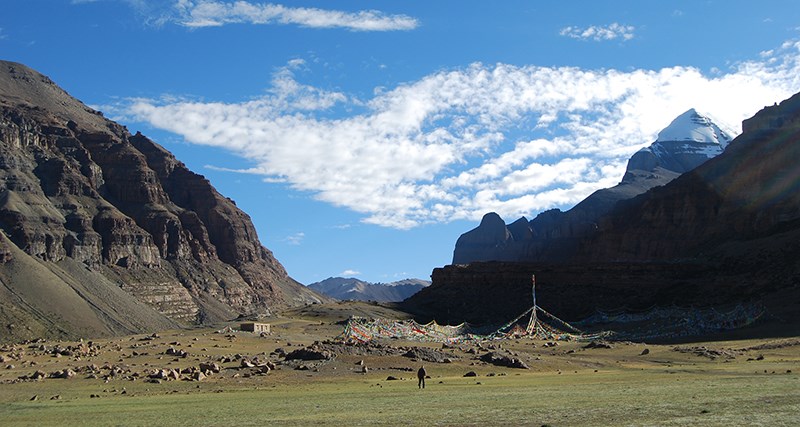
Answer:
[{"xmin": 0, "ymin": 61, "xmax": 324, "ymax": 341}]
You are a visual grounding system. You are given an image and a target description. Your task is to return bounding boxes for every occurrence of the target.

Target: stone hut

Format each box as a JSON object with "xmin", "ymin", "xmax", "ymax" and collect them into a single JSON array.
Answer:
[{"xmin": 240, "ymin": 322, "xmax": 271, "ymax": 334}]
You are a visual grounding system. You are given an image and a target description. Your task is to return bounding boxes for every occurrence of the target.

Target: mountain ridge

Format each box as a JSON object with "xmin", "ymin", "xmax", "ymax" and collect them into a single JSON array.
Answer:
[
  {"xmin": 0, "ymin": 60, "xmax": 326, "ymax": 342},
  {"xmin": 453, "ymin": 109, "xmax": 735, "ymax": 265},
  {"xmin": 405, "ymin": 93, "xmax": 800, "ymax": 326},
  {"xmin": 307, "ymin": 277, "xmax": 429, "ymax": 302}
]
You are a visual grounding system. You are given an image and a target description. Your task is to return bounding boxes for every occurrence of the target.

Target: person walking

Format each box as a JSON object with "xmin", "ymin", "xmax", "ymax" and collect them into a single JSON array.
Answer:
[{"xmin": 417, "ymin": 365, "xmax": 427, "ymax": 389}]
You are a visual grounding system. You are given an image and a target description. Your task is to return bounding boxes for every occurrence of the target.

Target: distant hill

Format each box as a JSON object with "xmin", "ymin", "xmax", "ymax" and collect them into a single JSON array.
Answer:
[
  {"xmin": 308, "ymin": 277, "xmax": 430, "ymax": 302},
  {"xmin": 0, "ymin": 60, "xmax": 326, "ymax": 342},
  {"xmin": 452, "ymin": 109, "xmax": 734, "ymax": 264}
]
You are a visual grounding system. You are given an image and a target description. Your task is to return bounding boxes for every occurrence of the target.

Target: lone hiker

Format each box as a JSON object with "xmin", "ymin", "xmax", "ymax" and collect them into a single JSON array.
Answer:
[{"xmin": 417, "ymin": 365, "xmax": 427, "ymax": 389}]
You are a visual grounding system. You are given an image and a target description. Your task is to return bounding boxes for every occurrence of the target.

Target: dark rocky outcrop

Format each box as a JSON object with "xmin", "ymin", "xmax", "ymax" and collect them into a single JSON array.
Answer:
[
  {"xmin": 0, "ymin": 60, "xmax": 325, "ymax": 342},
  {"xmin": 452, "ymin": 109, "xmax": 732, "ymax": 265},
  {"xmin": 408, "ymin": 95, "xmax": 800, "ymax": 327}
]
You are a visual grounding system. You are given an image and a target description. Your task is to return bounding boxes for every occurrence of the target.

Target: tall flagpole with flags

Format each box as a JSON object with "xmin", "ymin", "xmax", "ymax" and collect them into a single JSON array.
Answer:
[{"xmin": 526, "ymin": 274, "xmax": 537, "ymax": 334}]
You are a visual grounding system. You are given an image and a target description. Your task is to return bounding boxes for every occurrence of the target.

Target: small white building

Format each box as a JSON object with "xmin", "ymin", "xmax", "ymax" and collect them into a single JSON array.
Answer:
[{"xmin": 240, "ymin": 322, "xmax": 271, "ymax": 334}]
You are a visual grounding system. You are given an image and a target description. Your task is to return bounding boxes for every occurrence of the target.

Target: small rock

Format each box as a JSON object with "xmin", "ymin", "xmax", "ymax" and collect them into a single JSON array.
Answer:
[
  {"xmin": 463, "ymin": 371, "xmax": 477, "ymax": 377},
  {"xmin": 386, "ymin": 376, "xmax": 399, "ymax": 381},
  {"xmin": 640, "ymin": 348, "xmax": 650, "ymax": 355},
  {"xmin": 199, "ymin": 362, "xmax": 221, "ymax": 373}
]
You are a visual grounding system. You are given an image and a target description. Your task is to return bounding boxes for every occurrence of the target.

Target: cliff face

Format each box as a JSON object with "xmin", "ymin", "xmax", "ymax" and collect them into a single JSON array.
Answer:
[
  {"xmin": 452, "ymin": 109, "xmax": 732, "ymax": 265},
  {"xmin": 0, "ymin": 61, "xmax": 324, "ymax": 341},
  {"xmin": 409, "ymin": 96, "xmax": 800, "ymax": 326},
  {"xmin": 582, "ymin": 94, "xmax": 800, "ymax": 262}
]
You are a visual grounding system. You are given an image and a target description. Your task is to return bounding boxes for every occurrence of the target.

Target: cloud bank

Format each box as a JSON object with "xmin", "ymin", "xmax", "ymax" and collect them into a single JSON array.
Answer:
[
  {"xmin": 560, "ymin": 23, "xmax": 636, "ymax": 41},
  {"xmin": 126, "ymin": 41, "xmax": 800, "ymax": 229},
  {"xmin": 173, "ymin": 0, "xmax": 418, "ymax": 31}
]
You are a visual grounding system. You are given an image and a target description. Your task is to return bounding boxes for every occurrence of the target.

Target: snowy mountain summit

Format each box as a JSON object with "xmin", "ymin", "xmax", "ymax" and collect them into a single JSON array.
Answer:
[
  {"xmin": 656, "ymin": 108, "xmax": 734, "ymax": 148},
  {"xmin": 625, "ymin": 109, "xmax": 735, "ymax": 176},
  {"xmin": 453, "ymin": 107, "xmax": 737, "ymax": 266}
]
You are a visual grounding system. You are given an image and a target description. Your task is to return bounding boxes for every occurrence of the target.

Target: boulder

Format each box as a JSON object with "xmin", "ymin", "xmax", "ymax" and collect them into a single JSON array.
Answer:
[
  {"xmin": 284, "ymin": 347, "xmax": 333, "ymax": 361},
  {"xmin": 479, "ymin": 351, "xmax": 530, "ymax": 369},
  {"xmin": 199, "ymin": 362, "xmax": 221, "ymax": 373}
]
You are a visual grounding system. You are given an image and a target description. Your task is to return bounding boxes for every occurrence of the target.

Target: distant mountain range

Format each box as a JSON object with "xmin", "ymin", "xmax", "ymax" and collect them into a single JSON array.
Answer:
[
  {"xmin": 452, "ymin": 108, "xmax": 734, "ymax": 265},
  {"xmin": 307, "ymin": 277, "xmax": 430, "ymax": 302}
]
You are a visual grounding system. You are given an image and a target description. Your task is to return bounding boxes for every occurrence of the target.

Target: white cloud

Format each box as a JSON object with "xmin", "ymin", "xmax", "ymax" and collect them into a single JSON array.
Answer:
[
  {"xmin": 559, "ymin": 23, "xmax": 636, "ymax": 41},
  {"xmin": 126, "ymin": 39, "xmax": 800, "ymax": 229},
  {"xmin": 173, "ymin": 0, "xmax": 419, "ymax": 31},
  {"xmin": 340, "ymin": 269, "xmax": 361, "ymax": 277},
  {"xmin": 283, "ymin": 232, "xmax": 305, "ymax": 245}
]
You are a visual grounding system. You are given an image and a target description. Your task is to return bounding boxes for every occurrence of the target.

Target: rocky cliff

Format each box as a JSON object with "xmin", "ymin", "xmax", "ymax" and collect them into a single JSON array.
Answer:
[
  {"xmin": 452, "ymin": 109, "xmax": 733, "ymax": 265},
  {"xmin": 408, "ymin": 97, "xmax": 800, "ymax": 326},
  {"xmin": 0, "ymin": 61, "xmax": 324, "ymax": 342},
  {"xmin": 580, "ymin": 95, "xmax": 800, "ymax": 262}
]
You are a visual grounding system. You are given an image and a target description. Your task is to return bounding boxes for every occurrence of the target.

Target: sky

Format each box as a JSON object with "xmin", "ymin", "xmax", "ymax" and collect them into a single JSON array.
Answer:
[{"xmin": 3, "ymin": 1, "xmax": 800, "ymax": 285}]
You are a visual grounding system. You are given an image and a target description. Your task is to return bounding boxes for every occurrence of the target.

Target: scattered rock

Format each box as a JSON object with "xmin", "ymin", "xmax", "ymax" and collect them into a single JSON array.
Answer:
[
  {"xmin": 479, "ymin": 351, "xmax": 530, "ymax": 369},
  {"xmin": 165, "ymin": 347, "xmax": 188, "ymax": 358},
  {"xmin": 402, "ymin": 347, "xmax": 459, "ymax": 363},
  {"xmin": 673, "ymin": 346, "xmax": 738, "ymax": 360},
  {"xmin": 52, "ymin": 368, "xmax": 76, "ymax": 379},
  {"xmin": 640, "ymin": 348, "xmax": 650, "ymax": 355},
  {"xmin": 284, "ymin": 347, "xmax": 333, "ymax": 361},
  {"xmin": 386, "ymin": 376, "xmax": 400, "ymax": 381},
  {"xmin": 199, "ymin": 362, "xmax": 221, "ymax": 373},
  {"xmin": 463, "ymin": 371, "xmax": 477, "ymax": 377},
  {"xmin": 583, "ymin": 341, "xmax": 613, "ymax": 349}
]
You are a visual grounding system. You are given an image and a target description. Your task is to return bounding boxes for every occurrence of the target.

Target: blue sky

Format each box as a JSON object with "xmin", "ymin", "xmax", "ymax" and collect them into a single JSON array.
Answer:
[{"xmin": 3, "ymin": 1, "xmax": 800, "ymax": 284}]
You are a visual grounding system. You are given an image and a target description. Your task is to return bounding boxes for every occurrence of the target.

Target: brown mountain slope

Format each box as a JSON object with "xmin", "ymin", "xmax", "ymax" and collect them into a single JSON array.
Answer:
[{"xmin": 0, "ymin": 60, "xmax": 325, "ymax": 342}]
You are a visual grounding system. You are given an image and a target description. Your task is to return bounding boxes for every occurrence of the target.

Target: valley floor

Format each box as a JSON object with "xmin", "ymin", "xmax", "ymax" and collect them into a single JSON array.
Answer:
[{"xmin": 0, "ymin": 302, "xmax": 798, "ymax": 426}]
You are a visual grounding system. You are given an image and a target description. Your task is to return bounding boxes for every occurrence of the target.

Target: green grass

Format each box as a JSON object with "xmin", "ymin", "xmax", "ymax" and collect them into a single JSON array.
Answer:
[{"xmin": 1, "ymin": 369, "xmax": 798, "ymax": 426}]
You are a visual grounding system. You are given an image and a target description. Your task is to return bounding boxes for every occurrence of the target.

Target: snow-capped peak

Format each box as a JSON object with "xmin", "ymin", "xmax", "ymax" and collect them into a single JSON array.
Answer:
[{"xmin": 656, "ymin": 108, "xmax": 734, "ymax": 148}]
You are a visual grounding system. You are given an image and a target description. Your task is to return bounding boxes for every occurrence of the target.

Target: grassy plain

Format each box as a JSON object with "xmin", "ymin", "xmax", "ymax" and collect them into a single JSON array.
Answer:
[{"xmin": 0, "ymin": 302, "xmax": 798, "ymax": 426}]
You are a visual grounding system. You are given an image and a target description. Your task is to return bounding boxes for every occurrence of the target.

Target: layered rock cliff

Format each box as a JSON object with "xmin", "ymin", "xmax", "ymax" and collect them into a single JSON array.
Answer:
[{"xmin": 0, "ymin": 61, "xmax": 324, "ymax": 341}]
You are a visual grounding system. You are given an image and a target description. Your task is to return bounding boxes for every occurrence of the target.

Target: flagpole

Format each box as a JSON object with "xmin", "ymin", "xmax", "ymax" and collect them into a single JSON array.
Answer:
[{"xmin": 527, "ymin": 274, "xmax": 537, "ymax": 335}]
